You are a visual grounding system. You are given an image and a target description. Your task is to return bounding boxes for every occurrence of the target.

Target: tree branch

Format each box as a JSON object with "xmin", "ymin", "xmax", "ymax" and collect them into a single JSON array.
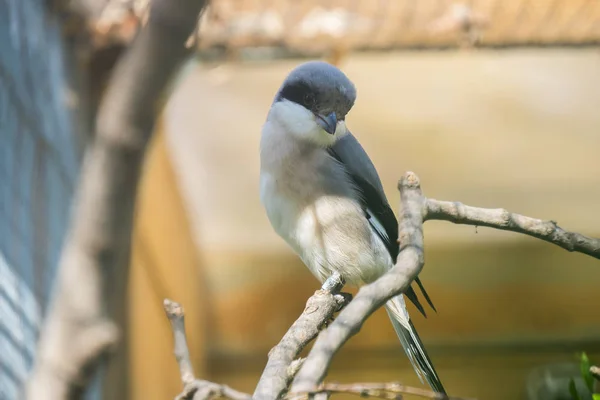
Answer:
[
  {"xmin": 254, "ymin": 273, "xmax": 348, "ymax": 400},
  {"xmin": 291, "ymin": 172, "xmax": 427, "ymax": 393},
  {"xmin": 290, "ymin": 170, "xmax": 599, "ymax": 395},
  {"xmin": 290, "ymin": 382, "xmax": 474, "ymax": 400},
  {"xmin": 164, "ymin": 299, "xmax": 196, "ymax": 386},
  {"xmin": 163, "ymin": 299, "xmax": 251, "ymax": 400},
  {"xmin": 26, "ymin": 1, "xmax": 207, "ymax": 398},
  {"xmin": 425, "ymin": 199, "xmax": 600, "ymax": 259},
  {"xmin": 165, "ymin": 296, "xmax": 473, "ymax": 400}
]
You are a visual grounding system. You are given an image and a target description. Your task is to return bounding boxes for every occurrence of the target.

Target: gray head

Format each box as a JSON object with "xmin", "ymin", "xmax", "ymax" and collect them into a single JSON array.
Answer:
[{"xmin": 268, "ymin": 61, "xmax": 357, "ymax": 147}]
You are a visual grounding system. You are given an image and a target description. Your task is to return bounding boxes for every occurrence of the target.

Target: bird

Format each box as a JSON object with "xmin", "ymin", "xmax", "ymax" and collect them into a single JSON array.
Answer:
[{"xmin": 259, "ymin": 60, "xmax": 446, "ymax": 394}]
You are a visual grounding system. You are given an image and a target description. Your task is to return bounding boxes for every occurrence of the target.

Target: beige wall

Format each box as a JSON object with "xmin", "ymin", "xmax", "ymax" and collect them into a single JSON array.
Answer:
[
  {"xmin": 128, "ymin": 121, "xmax": 210, "ymax": 400},
  {"xmin": 128, "ymin": 50, "xmax": 600, "ymax": 399}
]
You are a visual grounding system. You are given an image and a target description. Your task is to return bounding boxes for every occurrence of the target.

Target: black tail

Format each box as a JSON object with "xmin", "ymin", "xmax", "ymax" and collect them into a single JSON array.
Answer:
[{"xmin": 385, "ymin": 296, "xmax": 447, "ymax": 395}]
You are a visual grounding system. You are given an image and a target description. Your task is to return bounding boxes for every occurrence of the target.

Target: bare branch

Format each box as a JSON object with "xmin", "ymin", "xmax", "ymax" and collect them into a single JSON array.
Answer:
[
  {"xmin": 279, "ymin": 171, "xmax": 600, "ymax": 394},
  {"xmin": 174, "ymin": 380, "xmax": 252, "ymax": 400},
  {"xmin": 170, "ymin": 171, "xmax": 595, "ymax": 399},
  {"xmin": 425, "ymin": 199, "xmax": 600, "ymax": 259},
  {"xmin": 163, "ymin": 299, "xmax": 251, "ymax": 400},
  {"xmin": 287, "ymin": 359, "xmax": 306, "ymax": 382},
  {"xmin": 26, "ymin": 0, "xmax": 207, "ymax": 398},
  {"xmin": 290, "ymin": 382, "xmax": 474, "ymax": 400},
  {"xmin": 254, "ymin": 273, "xmax": 347, "ymax": 400},
  {"xmin": 164, "ymin": 299, "xmax": 196, "ymax": 386},
  {"xmin": 291, "ymin": 172, "xmax": 427, "ymax": 393},
  {"xmin": 163, "ymin": 292, "xmax": 476, "ymax": 400}
]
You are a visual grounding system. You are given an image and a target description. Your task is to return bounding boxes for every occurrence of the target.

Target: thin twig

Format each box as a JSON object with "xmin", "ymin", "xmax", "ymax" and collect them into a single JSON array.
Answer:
[
  {"xmin": 291, "ymin": 172, "xmax": 427, "ymax": 393},
  {"xmin": 425, "ymin": 199, "xmax": 600, "ymax": 259},
  {"xmin": 254, "ymin": 273, "xmax": 348, "ymax": 400},
  {"xmin": 164, "ymin": 299, "xmax": 196, "ymax": 386},
  {"xmin": 175, "ymin": 380, "xmax": 252, "ymax": 400},
  {"xmin": 26, "ymin": 1, "xmax": 207, "ymax": 398},
  {"xmin": 163, "ymin": 299, "xmax": 251, "ymax": 400},
  {"xmin": 289, "ymin": 382, "xmax": 474, "ymax": 400}
]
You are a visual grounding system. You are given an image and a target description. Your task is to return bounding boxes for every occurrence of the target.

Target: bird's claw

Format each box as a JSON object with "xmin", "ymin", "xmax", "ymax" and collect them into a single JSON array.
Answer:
[
  {"xmin": 322, "ymin": 292, "xmax": 353, "ymax": 326},
  {"xmin": 333, "ymin": 292, "xmax": 352, "ymax": 311},
  {"xmin": 319, "ymin": 273, "xmax": 351, "ymax": 326}
]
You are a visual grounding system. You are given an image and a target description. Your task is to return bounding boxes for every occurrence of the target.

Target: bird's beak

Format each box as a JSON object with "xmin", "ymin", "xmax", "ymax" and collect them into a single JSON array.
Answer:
[{"xmin": 315, "ymin": 112, "xmax": 337, "ymax": 135}]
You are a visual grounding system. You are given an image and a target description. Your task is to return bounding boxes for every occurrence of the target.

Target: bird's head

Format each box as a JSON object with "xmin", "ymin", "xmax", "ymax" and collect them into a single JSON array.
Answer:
[{"xmin": 269, "ymin": 61, "xmax": 357, "ymax": 147}]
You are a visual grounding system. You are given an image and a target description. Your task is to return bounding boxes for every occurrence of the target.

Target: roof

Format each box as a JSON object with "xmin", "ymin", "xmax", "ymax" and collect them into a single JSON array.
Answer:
[
  {"xmin": 98, "ymin": 0, "xmax": 600, "ymax": 54},
  {"xmin": 195, "ymin": 0, "xmax": 600, "ymax": 52}
]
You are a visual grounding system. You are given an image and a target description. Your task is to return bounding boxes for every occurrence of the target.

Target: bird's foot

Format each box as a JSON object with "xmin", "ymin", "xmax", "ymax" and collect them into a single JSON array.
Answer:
[
  {"xmin": 319, "ymin": 272, "xmax": 352, "ymax": 326},
  {"xmin": 326, "ymin": 292, "xmax": 353, "ymax": 326},
  {"xmin": 333, "ymin": 292, "xmax": 352, "ymax": 312}
]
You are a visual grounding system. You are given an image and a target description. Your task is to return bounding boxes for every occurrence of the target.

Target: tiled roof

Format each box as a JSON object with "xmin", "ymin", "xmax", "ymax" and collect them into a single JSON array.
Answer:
[{"xmin": 195, "ymin": 0, "xmax": 600, "ymax": 52}]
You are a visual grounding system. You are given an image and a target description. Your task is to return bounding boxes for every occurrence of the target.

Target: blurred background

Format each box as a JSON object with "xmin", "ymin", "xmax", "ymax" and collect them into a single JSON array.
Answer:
[{"xmin": 1, "ymin": 0, "xmax": 600, "ymax": 399}]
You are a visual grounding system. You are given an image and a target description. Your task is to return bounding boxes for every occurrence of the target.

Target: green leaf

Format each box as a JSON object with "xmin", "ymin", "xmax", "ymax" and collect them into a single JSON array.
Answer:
[
  {"xmin": 569, "ymin": 378, "xmax": 582, "ymax": 400},
  {"xmin": 580, "ymin": 352, "xmax": 594, "ymax": 392},
  {"xmin": 592, "ymin": 394, "xmax": 600, "ymax": 400}
]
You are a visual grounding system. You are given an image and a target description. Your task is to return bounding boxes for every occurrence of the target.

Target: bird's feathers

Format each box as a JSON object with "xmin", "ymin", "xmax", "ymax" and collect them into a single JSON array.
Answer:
[
  {"xmin": 260, "ymin": 61, "xmax": 444, "ymax": 395},
  {"xmin": 327, "ymin": 132, "xmax": 436, "ymax": 315},
  {"xmin": 386, "ymin": 297, "xmax": 446, "ymax": 394},
  {"xmin": 327, "ymin": 131, "xmax": 445, "ymax": 394}
]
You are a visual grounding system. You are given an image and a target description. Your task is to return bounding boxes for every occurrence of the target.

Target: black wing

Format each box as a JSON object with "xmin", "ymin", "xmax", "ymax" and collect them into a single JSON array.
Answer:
[{"xmin": 328, "ymin": 132, "xmax": 436, "ymax": 316}]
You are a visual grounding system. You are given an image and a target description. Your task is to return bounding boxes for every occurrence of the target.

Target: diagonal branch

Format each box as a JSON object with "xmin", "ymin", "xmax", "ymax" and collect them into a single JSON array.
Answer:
[
  {"xmin": 254, "ymin": 273, "xmax": 348, "ymax": 400},
  {"xmin": 164, "ymin": 297, "xmax": 471, "ymax": 400},
  {"xmin": 291, "ymin": 172, "xmax": 427, "ymax": 393},
  {"xmin": 26, "ymin": 1, "xmax": 207, "ymax": 398},
  {"xmin": 425, "ymin": 199, "xmax": 600, "ymax": 259},
  {"xmin": 289, "ymin": 170, "xmax": 599, "ymax": 395}
]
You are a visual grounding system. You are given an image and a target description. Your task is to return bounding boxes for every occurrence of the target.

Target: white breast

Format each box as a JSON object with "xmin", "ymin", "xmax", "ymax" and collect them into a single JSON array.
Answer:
[{"xmin": 260, "ymin": 121, "xmax": 392, "ymax": 285}]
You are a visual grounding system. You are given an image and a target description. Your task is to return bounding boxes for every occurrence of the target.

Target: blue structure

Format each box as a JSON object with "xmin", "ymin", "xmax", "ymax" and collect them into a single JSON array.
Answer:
[{"xmin": 0, "ymin": 0, "xmax": 84, "ymax": 397}]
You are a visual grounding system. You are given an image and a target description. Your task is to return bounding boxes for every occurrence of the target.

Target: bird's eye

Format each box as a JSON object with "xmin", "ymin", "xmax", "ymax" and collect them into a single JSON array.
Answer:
[{"xmin": 303, "ymin": 93, "xmax": 315, "ymax": 107}]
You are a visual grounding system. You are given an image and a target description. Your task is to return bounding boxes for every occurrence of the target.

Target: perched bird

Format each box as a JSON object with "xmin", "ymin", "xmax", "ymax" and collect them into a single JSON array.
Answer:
[{"xmin": 259, "ymin": 61, "xmax": 445, "ymax": 394}]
